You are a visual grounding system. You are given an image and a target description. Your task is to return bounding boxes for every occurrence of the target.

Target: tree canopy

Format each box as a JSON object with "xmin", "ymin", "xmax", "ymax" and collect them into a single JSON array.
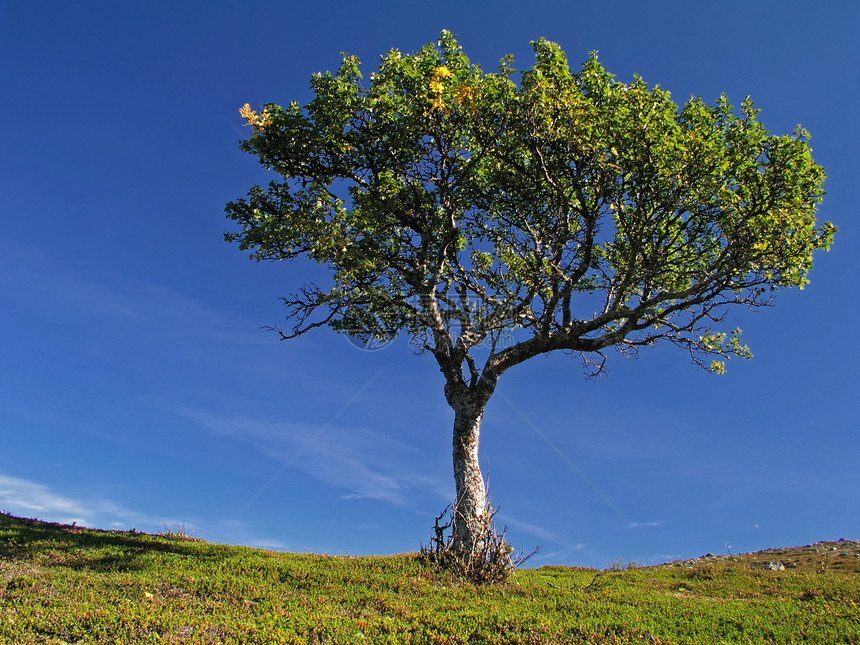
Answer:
[
  {"xmin": 226, "ymin": 32, "xmax": 835, "ymax": 568},
  {"xmin": 227, "ymin": 32, "xmax": 834, "ymax": 383}
]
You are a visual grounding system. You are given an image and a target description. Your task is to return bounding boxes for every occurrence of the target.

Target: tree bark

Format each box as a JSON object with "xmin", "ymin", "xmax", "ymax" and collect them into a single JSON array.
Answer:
[{"xmin": 451, "ymin": 400, "xmax": 488, "ymax": 556}]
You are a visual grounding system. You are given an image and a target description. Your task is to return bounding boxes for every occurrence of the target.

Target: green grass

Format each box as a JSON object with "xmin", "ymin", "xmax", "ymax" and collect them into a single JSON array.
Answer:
[{"xmin": 1, "ymin": 513, "xmax": 858, "ymax": 644}]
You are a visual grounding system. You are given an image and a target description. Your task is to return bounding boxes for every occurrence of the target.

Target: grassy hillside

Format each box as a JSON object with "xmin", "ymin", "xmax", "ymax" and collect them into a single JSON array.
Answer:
[{"xmin": 1, "ymin": 512, "xmax": 857, "ymax": 644}]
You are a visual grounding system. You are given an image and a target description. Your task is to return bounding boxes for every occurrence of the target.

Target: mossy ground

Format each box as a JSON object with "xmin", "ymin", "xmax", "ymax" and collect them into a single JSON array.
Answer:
[{"xmin": 1, "ymin": 513, "xmax": 857, "ymax": 644}]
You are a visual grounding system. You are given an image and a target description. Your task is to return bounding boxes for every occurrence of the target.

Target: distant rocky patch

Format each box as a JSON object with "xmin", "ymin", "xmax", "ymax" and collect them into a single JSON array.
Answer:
[{"xmin": 666, "ymin": 539, "xmax": 860, "ymax": 574}]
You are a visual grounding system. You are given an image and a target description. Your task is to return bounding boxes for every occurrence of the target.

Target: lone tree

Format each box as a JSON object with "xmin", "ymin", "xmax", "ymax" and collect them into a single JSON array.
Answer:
[{"xmin": 226, "ymin": 32, "xmax": 834, "ymax": 567}]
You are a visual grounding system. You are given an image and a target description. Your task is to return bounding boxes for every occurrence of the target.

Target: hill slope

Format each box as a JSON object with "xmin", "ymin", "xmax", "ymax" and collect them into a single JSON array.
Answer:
[{"xmin": 1, "ymin": 512, "xmax": 857, "ymax": 644}]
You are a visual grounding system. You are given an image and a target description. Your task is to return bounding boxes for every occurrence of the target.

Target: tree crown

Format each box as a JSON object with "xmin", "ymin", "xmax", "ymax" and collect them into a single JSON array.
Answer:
[{"xmin": 226, "ymin": 32, "xmax": 835, "ymax": 389}]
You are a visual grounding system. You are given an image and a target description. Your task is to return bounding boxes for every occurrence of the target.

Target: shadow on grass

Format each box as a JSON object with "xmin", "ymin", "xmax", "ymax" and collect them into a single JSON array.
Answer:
[{"xmin": 0, "ymin": 512, "xmax": 224, "ymax": 574}]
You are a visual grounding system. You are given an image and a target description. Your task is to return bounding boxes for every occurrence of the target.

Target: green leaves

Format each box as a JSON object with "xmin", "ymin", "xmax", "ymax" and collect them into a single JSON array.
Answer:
[
  {"xmin": 700, "ymin": 329, "xmax": 753, "ymax": 374},
  {"xmin": 226, "ymin": 32, "xmax": 835, "ymax": 375}
]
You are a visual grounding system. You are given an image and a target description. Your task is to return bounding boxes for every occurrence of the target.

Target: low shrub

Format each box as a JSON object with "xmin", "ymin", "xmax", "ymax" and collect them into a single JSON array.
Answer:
[{"xmin": 417, "ymin": 504, "xmax": 539, "ymax": 585}]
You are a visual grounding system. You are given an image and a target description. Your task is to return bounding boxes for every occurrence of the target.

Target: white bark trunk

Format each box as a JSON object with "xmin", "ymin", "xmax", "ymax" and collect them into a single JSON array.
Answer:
[{"xmin": 451, "ymin": 403, "xmax": 488, "ymax": 556}]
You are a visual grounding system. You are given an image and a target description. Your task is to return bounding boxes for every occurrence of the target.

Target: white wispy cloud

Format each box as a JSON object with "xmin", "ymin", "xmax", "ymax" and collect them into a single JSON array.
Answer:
[
  {"xmin": 497, "ymin": 514, "xmax": 566, "ymax": 543},
  {"xmin": 648, "ymin": 554, "xmax": 685, "ymax": 565},
  {"xmin": 240, "ymin": 537, "xmax": 291, "ymax": 551},
  {"xmin": 213, "ymin": 519, "xmax": 294, "ymax": 552},
  {"xmin": 529, "ymin": 543, "xmax": 588, "ymax": 566},
  {"xmin": 0, "ymin": 471, "xmax": 319, "ymax": 552},
  {"xmin": 0, "ymin": 473, "xmax": 91, "ymax": 523},
  {"xmin": 175, "ymin": 406, "xmax": 442, "ymax": 507},
  {"xmin": 495, "ymin": 514, "xmax": 589, "ymax": 568},
  {"xmin": 0, "ymin": 472, "xmax": 172, "ymax": 531},
  {"xmin": 628, "ymin": 521, "xmax": 660, "ymax": 528}
]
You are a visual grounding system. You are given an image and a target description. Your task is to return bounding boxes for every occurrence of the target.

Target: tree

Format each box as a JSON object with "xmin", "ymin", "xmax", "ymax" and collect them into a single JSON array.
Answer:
[{"xmin": 225, "ymin": 32, "xmax": 835, "ymax": 566}]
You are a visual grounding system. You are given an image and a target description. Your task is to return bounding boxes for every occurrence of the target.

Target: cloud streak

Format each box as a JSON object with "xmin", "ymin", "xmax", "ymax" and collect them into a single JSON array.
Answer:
[
  {"xmin": 500, "ymin": 393, "xmax": 634, "ymax": 525},
  {"xmin": 0, "ymin": 473, "xmax": 91, "ymax": 522},
  {"xmin": 228, "ymin": 366, "xmax": 389, "ymax": 518},
  {"xmin": 174, "ymin": 403, "xmax": 443, "ymax": 510},
  {"xmin": 0, "ymin": 472, "xmax": 171, "ymax": 531}
]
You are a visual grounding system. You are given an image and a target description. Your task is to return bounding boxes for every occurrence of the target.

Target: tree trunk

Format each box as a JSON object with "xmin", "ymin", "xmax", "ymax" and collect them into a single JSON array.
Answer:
[{"xmin": 451, "ymin": 401, "xmax": 488, "ymax": 556}]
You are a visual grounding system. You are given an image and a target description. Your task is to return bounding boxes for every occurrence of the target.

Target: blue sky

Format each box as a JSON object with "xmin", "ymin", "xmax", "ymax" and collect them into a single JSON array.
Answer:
[{"xmin": 1, "ymin": 1, "xmax": 857, "ymax": 568}]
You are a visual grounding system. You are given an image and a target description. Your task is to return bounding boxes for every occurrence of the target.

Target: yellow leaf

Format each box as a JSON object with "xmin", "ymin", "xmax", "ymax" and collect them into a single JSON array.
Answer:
[
  {"xmin": 432, "ymin": 66, "xmax": 454, "ymax": 80},
  {"xmin": 239, "ymin": 103, "xmax": 272, "ymax": 134},
  {"xmin": 430, "ymin": 95, "xmax": 448, "ymax": 113},
  {"xmin": 455, "ymin": 84, "xmax": 476, "ymax": 112},
  {"xmin": 239, "ymin": 104, "xmax": 257, "ymax": 124}
]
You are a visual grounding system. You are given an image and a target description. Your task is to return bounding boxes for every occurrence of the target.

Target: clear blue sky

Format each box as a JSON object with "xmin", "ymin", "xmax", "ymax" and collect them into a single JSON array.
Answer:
[{"xmin": 1, "ymin": 1, "xmax": 857, "ymax": 568}]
